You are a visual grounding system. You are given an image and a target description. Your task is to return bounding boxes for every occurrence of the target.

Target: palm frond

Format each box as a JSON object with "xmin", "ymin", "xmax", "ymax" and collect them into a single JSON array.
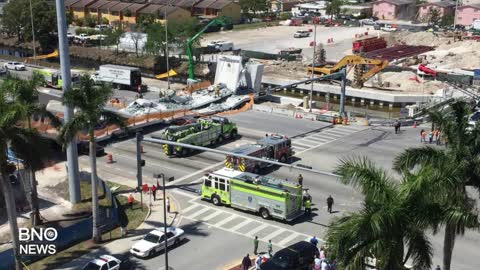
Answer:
[
  {"xmin": 335, "ymin": 156, "xmax": 396, "ymax": 200},
  {"xmin": 393, "ymin": 146, "xmax": 446, "ymax": 172},
  {"xmin": 58, "ymin": 114, "xmax": 90, "ymax": 146},
  {"xmin": 9, "ymin": 127, "xmax": 52, "ymax": 170},
  {"xmin": 101, "ymin": 110, "xmax": 127, "ymax": 130},
  {"xmin": 404, "ymin": 227, "xmax": 433, "ymax": 270}
]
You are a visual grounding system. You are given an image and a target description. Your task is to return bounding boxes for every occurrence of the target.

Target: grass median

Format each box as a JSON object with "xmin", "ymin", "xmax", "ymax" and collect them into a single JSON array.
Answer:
[{"xmin": 26, "ymin": 181, "xmax": 147, "ymax": 270}]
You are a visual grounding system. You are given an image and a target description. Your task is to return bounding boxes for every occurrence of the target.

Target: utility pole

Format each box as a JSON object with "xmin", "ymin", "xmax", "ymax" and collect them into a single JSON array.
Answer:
[
  {"xmin": 29, "ymin": 0, "xmax": 37, "ymax": 65},
  {"xmin": 136, "ymin": 131, "xmax": 144, "ymax": 210},
  {"xmin": 153, "ymin": 173, "xmax": 170, "ymax": 270},
  {"xmin": 55, "ymin": 0, "xmax": 80, "ymax": 203},
  {"xmin": 165, "ymin": 1, "xmax": 174, "ymax": 90},
  {"xmin": 309, "ymin": 23, "xmax": 317, "ymax": 112},
  {"xmin": 339, "ymin": 68, "xmax": 346, "ymax": 117}
]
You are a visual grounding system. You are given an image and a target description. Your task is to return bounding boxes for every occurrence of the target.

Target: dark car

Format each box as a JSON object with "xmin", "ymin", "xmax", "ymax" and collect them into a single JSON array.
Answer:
[
  {"xmin": 261, "ymin": 241, "xmax": 317, "ymax": 270},
  {"xmin": 78, "ymin": 142, "xmax": 106, "ymax": 157}
]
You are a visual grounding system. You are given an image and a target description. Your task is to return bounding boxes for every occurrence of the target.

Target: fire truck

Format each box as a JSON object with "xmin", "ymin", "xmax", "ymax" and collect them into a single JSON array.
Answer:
[
  {"xmin": 201, "ymin": 168, "xmax": 303, "ymax": 220},
  {"xmin": 225, "ymin": 134, "xmax": 294, "ymax": 173}
]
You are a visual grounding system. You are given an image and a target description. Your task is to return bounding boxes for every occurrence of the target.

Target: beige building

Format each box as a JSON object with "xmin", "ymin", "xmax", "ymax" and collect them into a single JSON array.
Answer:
[
  {"xmin": 138, "ymin": 4, "xmax": 192, "ymax": 24},
  {"xmin": 193, "ymin": 0, "xmax": 242, "ymax": 23}
]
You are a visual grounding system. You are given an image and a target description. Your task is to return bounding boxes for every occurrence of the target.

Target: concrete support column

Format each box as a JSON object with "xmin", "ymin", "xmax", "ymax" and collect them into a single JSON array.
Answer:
[{"xmin": 370, "ymin": 100, "xmax": 374, "ymax": 106}]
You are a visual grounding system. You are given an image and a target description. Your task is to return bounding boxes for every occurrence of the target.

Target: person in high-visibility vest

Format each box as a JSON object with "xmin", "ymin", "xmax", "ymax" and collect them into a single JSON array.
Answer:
[
  {"xmin": 304, "ymin": 199, "xmax": 312, "ymax": 216},
  {"xmin": 128, "ymin": 193, "xmax": 134, "ymax": 209}
]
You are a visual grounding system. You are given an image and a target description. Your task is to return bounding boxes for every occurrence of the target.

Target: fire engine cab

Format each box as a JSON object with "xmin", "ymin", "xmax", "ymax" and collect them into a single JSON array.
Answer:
[{"xmin": 225, "ymin": 134, "xmax": 294, "ymax": 173}]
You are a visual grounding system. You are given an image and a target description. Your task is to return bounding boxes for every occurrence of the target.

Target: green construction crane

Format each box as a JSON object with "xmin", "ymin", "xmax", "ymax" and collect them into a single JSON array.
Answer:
[{"xmin": 186, "ymin": 16, "xmax": 231, "ymax": 81}]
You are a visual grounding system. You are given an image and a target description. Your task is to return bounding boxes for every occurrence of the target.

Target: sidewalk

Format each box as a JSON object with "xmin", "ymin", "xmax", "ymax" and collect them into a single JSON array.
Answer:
[{"xmin": 56, "ymin": 192, "xmax": 180, "ymax": 270}]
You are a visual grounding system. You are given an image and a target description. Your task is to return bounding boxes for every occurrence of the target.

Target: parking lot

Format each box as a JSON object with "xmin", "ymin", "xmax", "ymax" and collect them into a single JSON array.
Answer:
[{"xmin": 202, "ymin": 25, "xmax": 373, "ymax": 60}]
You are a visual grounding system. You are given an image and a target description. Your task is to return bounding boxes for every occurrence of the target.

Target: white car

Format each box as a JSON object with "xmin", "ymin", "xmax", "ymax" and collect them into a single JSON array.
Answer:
[
  {"xmin": 4, "ymin": 62, "xmax": 26, "ymax": 71},
  {"xmin": 294, "ymin": 30, "xmax": 310, "ymax": 38},
  {"xmin": 130, "ymin": 227, "xmax": 185, "ymax": 258},
  {"xmin": 207, "ymin": 40, "xmax": 234, "ymax": 51},
  {"xmin": 82, "ymin": 255, "xmax": 123, "ymax": 270}
]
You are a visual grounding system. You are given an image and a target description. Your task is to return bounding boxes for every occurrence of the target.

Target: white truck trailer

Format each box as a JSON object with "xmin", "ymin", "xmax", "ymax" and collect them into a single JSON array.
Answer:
[{"xmin": 94, "ymin": 64, "xmax": 142, "ymax": 91}]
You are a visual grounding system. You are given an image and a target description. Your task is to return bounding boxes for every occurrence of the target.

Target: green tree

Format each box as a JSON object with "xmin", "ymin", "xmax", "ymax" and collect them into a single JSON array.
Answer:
[
  {"xmin": 59, "ymin": 75, "xmax": 126, "ymax": 243},
  {"xmin": 440, "ymin": 15, "xmax": 454, "ymax": 27},
  {"xmin": 427, "ymin": 8, "xmax": 441, "ymax": 24},
  {"xmin": 0, "ymin": 76, "xmax": 53, "ymax": 270},
  {"xmin": 84, "ymin": 14, "xmax": 97, "ymax": 28},
  {"xmin": 393, "ymin": 100, "xmax": 480, "ymax": 270},
  {"xmin": 136, "ymin": 14, "xmax": 156, "ymax": 29},
  {"xmin": 105, "ymin": 23, "xmax": 124, "ymax": 54},
  {"xmin": 145, "ymin": 22, "xmax": 166, "ymax": 56},
  {"xmin": 239, "ymin": 0, "xmax": 268, "ymax": 15},
  {"xmin": 326, "ymin": 0, "xmax": 344, "ymax": 19},
  {"xmin": 1, "ymin": 0, "xmax": 57, "ymax": 52},
  {"xmin": 327, "ymin": 157, "xmax": 437, "ymax": 270},
  {"xmin": 144, "ymin": 18, "xmax": 198, "ymax": 57},
  {"xmin": 128, "ymin": 24, "xmax": 145, "ymax": 57},
  {"xmin": 1, "ymin": 74, "xmax": 60, "ymax": 226}
]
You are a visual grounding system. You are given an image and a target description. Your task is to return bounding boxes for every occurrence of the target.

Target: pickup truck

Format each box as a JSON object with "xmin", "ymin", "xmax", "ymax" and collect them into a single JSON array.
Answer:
[
  {"xmin": 381, "ymin": 25, "xmax": 397, "ymax": 32},
  {"xmin": 75, "ymin": 34, "xmax": 91, "ymax": 41}
]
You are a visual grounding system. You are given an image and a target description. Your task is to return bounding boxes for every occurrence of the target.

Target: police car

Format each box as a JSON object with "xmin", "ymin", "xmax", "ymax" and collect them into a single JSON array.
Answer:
[
  {"xmin": 130, "ymin": 227, "xmax": 185, "ymax": 258},
  {"xmin": 82, "ymin": 255, "xmax": 125, "ymax": 270}
]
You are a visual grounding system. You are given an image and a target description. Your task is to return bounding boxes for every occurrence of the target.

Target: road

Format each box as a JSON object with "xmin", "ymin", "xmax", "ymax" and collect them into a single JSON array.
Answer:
[{"xmin": 78, "ymin": 118, "xmax": 480, "ymax": 270}]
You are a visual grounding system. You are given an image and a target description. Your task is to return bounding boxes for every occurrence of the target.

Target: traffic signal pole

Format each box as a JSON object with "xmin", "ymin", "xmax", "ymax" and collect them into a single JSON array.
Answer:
[
  {"xmin": 136, "ymin": 131, "xmax": 143, "ymax": 210},
  {"xmin": 142, "ymin": 138, "xmax": 339, "ymax": 177}
]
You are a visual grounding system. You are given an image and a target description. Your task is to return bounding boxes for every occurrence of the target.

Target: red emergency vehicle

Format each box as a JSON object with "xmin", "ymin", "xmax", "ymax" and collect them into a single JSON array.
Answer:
[{"xmin": 225, "ymin": 134, "xmax": 294, "ymax": 173}]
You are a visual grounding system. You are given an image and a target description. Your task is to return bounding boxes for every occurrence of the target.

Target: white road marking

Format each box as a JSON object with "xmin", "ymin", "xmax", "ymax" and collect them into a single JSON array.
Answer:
[
  {"xmin": 185, "ymin": 207, "xmax": 210, "ymax": 219},
  {"xmin": 292, "ymin": 141, "xmax": 314, "ymax": 148},
  {"xmin": 181, "ymin": 204, "xmax": 202, "ymax": 214},
  {"xmin": 172, "ymin": 161, "xmax": 224, "ymax": 184},
  {"xmin": 213, "ymin": 214, "xmax": 238, "ymax": 227},
  {"xmin": 229, "ymin": 219, "xmax": 251, "ymax": 232},
  {"xmin": 277, "ymin": 232, "xmax": 299, "ymax": 246},
  {"xmin": 261, "ymin": 229, "xmax": 286, "ymax": 242},
  {"xmin": 201, "ymin": 210, "xmax": 223, "ymax": 221},
  {"xmin": 245, "ymin": 224, "xmax": 269, "ymax": 237}
]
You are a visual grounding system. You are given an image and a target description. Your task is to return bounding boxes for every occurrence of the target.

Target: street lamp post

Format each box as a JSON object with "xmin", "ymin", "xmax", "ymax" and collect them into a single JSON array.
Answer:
[
  {"xmin": 154, "ymin": 173, "xmax": 169, "ymax": 270},
  {"xmin": 164, "ymin": 2, "xmax": 174, "ymax": 90},
  {"xmin": 29, "ymin": 0, "xmax": 37, "ymax": 65},
  {"xmin": 309, "ymin": 23, "xmax": 317, "ymax": 112}
]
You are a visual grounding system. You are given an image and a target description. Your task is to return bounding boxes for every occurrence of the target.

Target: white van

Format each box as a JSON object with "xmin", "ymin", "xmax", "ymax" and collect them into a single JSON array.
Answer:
[
  {"xmin": 94, "ymin": 24, "xmax": 111, "ymax": 31},
  {"xmin": 207, "ymin": 41, "xmax": 234, "ymax": 52}
]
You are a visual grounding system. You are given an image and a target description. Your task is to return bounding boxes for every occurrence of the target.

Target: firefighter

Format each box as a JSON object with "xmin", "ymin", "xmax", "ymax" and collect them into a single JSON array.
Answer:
[
  {"xmin": 128, "ymin": 193, "xmax": 134, "ymax": 209},
  {"xmin": 327, "ymin": 195, "xmax": 334, "ymax": 214},
  {"xmin": 304, "ymin": 199, "xmax": 312, "ymax": 216},
  {"xmin": 297, "ymin": 174, "xmax": 303, "ymax": 186},
  {"xmin": 214, "ymin": 85, "xmax": 220, "ymax": 97}
]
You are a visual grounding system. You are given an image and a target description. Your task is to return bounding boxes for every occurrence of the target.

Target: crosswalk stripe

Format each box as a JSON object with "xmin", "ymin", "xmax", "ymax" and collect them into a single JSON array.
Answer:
[
  {"xmin": 292, "ymin": 141, "xmax": 313, "ymax": 148},
  {"xmin": 307, "ymin": 136, "xmax": 330, "ymax": 142},
  {"xmin": 245, "ymin": 224, "xmax": 269, "ymax": 237},
  {"xmin": 181, "ymin": 204, "xmax": 202, "ymax": 214},
  {"xmin": 185, "ymin": 207, "xmax": 210, "ymax": 219},
  {"xmin": 201, "ymin": 210, "xmax": 223, "ymax": 221},
  {"xmin": 229, "ymin": 219, "xmax": 251, "ymax": 232},
  {"xmin": 213, "ymin": 214, "xmax": 238, "ymax": 227},
  {"xmin": 277, "ymin": 232, "xmax": 299, "ymax": 246},
  {"xmin": 261, "ymin": 229, "xmax": 286, "ymax": 242},
  {"xmin": 301, "ymin": 137, "xmax": 328, "ymax": 143},
  {"xmin": 321, "ymin": 131, "xmax": 343, "ymax": 137}
]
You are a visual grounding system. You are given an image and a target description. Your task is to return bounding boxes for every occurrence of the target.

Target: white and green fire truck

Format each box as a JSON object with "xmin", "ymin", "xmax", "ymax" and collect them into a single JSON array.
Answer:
[
  {"xmin": 158, "ymin": 116, "xmax": 237, "ymax": 156},
  {"xmin": 201, "ymin": 168, "xmax": 303, "ymax": 221},
  {"xmin": 33, "ymin": 68, "xmax": 80, "ymax": 89}
]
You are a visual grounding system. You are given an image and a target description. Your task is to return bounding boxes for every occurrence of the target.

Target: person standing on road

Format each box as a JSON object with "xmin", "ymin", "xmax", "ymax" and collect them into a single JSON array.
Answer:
[
  {"xmin": 242, "ymin": 254, "xmax": 251, "ymax": 270},
  {"xmin": 151, "ymin": 184, "xmax": 157, "ymax": 201},
  {"xmin": 304, "ymin": 199, "xmax": 312, "ymax": 216},
  {"xmin": 166, "ymin": 197, "xmax": 171, "ymax": 213},
  {"xmin": 428, "ymin": 130, "xmax": 434, "ymax": 144},
  {"xmin": 314, "ymin": 254, "xmax": 321, "ymax": 270},
  {"xmin": 128, "ymin": 193, "xmax": 134, "ymax": 209},
  {"xmin": 421, "ymin": 129, "xmax": 427, "ymax": 143},
  {"xmin": 297, "ymin": 174, "xmax": 303, "ymax": 186},
  {"xmin": 253, "ymin": 236, "xmax": 259, "ymax": 255},
  {"xmin": 310, "ymin": 236, "xmax": 318, "ymax": 247},
  {"xmin": 327, "ymin": 195, "xmax": 334, "ymax": 214},
  {"xmin": 434, "ymin": 128, "xmax": 439, "ymax": 143},
  {"xmin": 255, "ymin": 255, "xmax": 262, "ymax": 270},
  {"xmin": 267, "ymin": 240, "xmax": 273, "ymax": 256}
]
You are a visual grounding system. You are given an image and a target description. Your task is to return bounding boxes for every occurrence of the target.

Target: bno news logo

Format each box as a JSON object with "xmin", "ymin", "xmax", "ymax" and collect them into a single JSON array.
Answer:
[{"xmin": 19, "ymin": 227, "xmax": 58, "ymax": 255}]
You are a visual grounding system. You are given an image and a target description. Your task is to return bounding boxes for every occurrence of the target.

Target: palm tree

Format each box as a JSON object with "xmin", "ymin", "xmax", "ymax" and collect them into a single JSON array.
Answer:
[
  {"xmin": 326, "ymin": 157, "xmax": 437, "ymax": 270},
  {"xmin": 58, "ymin": 75, "xmax": 126, "ymax": 243},
  {"xmin": 393, "ymin": 100, "xmax": 480, "ymax": 270},
  {"xmin": 1, "ymin": 74, "xmax": 60, "ymax": 226},
  {"xmin": 0, "ymin": 80, "xmax": 52, "ymax": 270}
]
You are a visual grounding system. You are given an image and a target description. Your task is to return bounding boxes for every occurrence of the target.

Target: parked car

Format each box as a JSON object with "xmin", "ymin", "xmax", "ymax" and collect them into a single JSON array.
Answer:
[
  {"xmin": 130, "ymin": 227, "xmax": 185, "ymax": 258},
  {"xmin": 77, "ymin": 142, "xmax": 105, "ymax": 157},
  {"xmin": 207, "ymin": 40, "xmax": 234, "ymax": 52},
  {"xmin": 4, "ymin": 62, "xmax": 26, "ymax": 71},
  {"xmin": 381, "ymin": 25, "xmax": 397, "ymax": 32},
  {"xmin": 260, "ymin": 241, "xmax": 317, "ymax": 270},
  {"xmin": 82, "ymin": 255, "xmax": 130, "ymax": 270},
  {"xmin": 94, "ymin": 24, "xmax": 111, "ymax": 32},
  {"xmin": 294, "ymin": 30, "xmax": 310, "ymax": 38}
]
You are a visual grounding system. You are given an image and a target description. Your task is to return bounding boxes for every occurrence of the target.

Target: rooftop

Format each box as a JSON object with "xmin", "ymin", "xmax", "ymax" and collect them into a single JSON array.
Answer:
[
  {"xmin": 109, "ymin": 2, "xmax": 133, "ymax": 12},
  {"xmin": 419, "ymin": 0, "xmax": 456, "ymax": 8},
  {"xmin": 374, "ymin": 0, "xmax": 415, "ymax": 5},
  {"xmin": 71, "ymin": 0, "xmax": 97, "ymax": 8}
]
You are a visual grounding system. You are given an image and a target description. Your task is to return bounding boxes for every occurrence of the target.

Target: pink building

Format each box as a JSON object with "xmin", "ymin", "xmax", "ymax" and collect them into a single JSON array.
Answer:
[
  {"xmin": 418, "ymin": 1, "xmax": 455, "ymax": 23},
  {"xmin": 372, "ymin": 0, "xmax": 416, "ymax": 20},
  {"xmin": 456, "ymin": 4, "xmax": 480, "ymax": 26}
]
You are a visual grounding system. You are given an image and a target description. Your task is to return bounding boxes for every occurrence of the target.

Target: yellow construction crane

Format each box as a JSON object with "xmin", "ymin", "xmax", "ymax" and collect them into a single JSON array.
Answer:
[{"xmin": 306, "ymin": 55, "xmax": 389, "ymax": 88}]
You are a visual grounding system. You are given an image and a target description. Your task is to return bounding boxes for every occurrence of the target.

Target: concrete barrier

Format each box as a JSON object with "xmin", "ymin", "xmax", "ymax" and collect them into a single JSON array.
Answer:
[
  {"xmin": 272, "ymin": 107, "xmax": 295, "ymax": 117},
  {"xmin": 252, "ymin": 104, "xmax": 273, "ymax": 113}
]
